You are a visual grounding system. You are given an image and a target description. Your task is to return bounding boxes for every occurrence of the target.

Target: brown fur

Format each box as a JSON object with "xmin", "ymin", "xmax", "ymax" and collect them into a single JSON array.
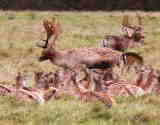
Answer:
[
  {"xmin": 122, "ymin": 52, "xmax": 144, "ymax": 72},
  {"xmin": 100, "ymin": 15, "xmax": 145, "ymax": 51},
  {"xmin": 37, "ymin": 18, "xmax": 122, "ymax": 106}
]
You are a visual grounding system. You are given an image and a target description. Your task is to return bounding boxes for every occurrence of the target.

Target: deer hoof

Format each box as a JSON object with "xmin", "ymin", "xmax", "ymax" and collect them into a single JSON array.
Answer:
[{"xmin": 105, "ymin": 103, "xmax": 112, "ymax": 108}]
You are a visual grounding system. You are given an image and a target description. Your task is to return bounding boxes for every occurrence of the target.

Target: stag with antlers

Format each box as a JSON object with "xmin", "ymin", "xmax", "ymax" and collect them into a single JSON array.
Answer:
[
  {"xmin": 37, "ymin": 17, "xmax": 127, "ymax": 105},
  {"xmin": 38, "ymin": 18, "xmax": 123, "ymax": 85},
  {"xmin": 100, "ymin": 14, "xmax": 145, "ymax": 51}
]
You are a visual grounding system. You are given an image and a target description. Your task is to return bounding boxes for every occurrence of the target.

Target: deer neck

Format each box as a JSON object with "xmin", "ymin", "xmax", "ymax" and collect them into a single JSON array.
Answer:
[
  {"xmin": 47, "ymin": 48, "xmax": 68, "ymax": 68},
  {"xmin": 133, "ymin": 34, "xmax": 142, "ymax": 42},
  {"xmin": 47, "ymin": 47, "xmax": 60, "ymax": 60}
]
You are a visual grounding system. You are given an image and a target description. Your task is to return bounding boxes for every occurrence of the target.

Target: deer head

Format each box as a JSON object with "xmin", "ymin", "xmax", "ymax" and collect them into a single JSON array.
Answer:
[
  {"xmin": 34, "ymin": 72, "xmax": 50, "ymax": 90},
  {"xmin": 37, "ymin": 17, "xmax": 62, "ymax": 62},
  {"xmin": 16, "ymin": 72, "xmax": 27, "ymax": 89},
  {"xmin": 121, "ymin": 14, "xmax": 144, "ymax": 43}
]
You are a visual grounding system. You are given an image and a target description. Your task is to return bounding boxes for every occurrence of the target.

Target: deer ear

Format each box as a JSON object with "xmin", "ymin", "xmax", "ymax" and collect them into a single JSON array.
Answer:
[{"xmin": 122, "ymin": 26, "xmax": 134, "ymax": 37}]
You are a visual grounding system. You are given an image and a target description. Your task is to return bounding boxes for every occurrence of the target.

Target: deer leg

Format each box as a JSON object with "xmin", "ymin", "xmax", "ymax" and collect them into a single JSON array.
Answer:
[
  {"xmin": 70, "ymin": 70, "xmax": 82, "ymax": 94},
  {"xmin": 121, "ymin": 65, "xmax": 126, "ymax": 75},
  {"xmin": 92, "ymin": 91, "xmax": 116, "ymax": 107},
  {"xmin": 87, "ymin": 69, "xmax": 100, "ymax": 92},
  {"xmin": 90, "ymin": 71, "xmax": 96, "ymax": 91}
]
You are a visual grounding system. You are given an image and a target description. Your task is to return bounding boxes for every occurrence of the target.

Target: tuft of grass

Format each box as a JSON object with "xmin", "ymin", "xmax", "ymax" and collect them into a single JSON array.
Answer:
[{"xmin": 0, "ymin": 92, "xmax": 160, "ymax": 125}]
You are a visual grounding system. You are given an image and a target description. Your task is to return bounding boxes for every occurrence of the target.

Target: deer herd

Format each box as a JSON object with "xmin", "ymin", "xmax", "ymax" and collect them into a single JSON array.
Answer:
[{"xmin": 0, "ymin": 13, "xmax": 160, "ymax": 107}]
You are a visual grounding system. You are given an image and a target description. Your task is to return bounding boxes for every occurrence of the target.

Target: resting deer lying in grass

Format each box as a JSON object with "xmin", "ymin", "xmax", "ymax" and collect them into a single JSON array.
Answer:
[
  {"xmin": 100, "ymin": 14, "xmax": 145, "ymax": 51},
  {"xmin": 134, "ymin": 65, "xmax": 160, "ymax": 94},
  {"xmin": 15, "ymin": 72, "xmax": 57, "ymax": 103},
  {"xmin": 106, "ymin": 82, "xmax": 145, "ymax": 97}
]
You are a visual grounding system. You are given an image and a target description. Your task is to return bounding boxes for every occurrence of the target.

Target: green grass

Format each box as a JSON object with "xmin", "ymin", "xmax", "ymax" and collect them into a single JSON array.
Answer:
[
  {"xmin": 0, "ymin": 11, "xmax": 160, "ymax": 124},
  {"xmin": 1, "ymin": 95, "xmax": 160, "ymax": 125}
]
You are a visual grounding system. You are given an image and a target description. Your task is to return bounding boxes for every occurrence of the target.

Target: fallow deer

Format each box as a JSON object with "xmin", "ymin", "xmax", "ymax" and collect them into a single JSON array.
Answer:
[
  {"xmin": 100, "ymin": 14, "xmax": 145, "ymax": 51},
  {"xmin": 37, "ymin": 18, "xmax": 126, "ymax": 106},
  {"xmin": 37, "ymin": 18, "xmax": 123, "ymax": 89},
  {"xmin": 134, "ymin": 65, "xmax": 160, "ymax": 94}
]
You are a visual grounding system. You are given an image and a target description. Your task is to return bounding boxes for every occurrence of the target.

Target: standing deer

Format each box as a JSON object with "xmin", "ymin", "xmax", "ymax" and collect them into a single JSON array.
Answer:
[
  {"xmin": 37, "ymin": 18, "xmax": 126, "ymax": 106},
  {"xmin": 100, "ymin": 14, "xmax": 145, "ymax": 51},
  {"xmin": 37, "ymin": 18, "xmax": 145, "ymax": 106}
]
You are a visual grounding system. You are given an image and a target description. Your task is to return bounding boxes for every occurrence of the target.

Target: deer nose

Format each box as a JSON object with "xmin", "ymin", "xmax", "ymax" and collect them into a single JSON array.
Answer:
[{"xmin": 141, "ymin": 35, "xmax": 145, "ymax": 40}]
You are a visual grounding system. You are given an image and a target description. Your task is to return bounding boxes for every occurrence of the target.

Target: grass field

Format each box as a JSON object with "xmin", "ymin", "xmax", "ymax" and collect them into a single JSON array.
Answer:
[{"xmin": 0, "ymin": 11, "xmax": 160, "ymax": 125}]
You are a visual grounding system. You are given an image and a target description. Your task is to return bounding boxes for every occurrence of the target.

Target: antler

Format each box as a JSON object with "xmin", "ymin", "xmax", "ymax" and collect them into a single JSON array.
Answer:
[
  {"xmin": 136, "ymin": 12, "xmax": 142, "ymax": 26},
  {"xmin": 38, "ymin": 17, "xmax": 62, "ymax": 49},
  {"xmin": 43, "ymin": 19, "xmax": 53, "ymax": 41},
  {"xmin": 51, "ymin": 17, "xmax": 62, "ymax": 47}
]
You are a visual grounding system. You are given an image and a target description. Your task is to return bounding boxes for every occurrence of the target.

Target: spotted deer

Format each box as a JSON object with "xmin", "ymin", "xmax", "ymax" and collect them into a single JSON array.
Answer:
[
  {"xmin": 100, "ymin": 14, "xmax": 145, "ymax": 51},
  {"xmin": 38, "ymin": 18, "xmax": 123, "ymax": 81},
  {"xmin": 134, "ymin": 65, "xmax": 160, "ymax": 94},
  {"xmin": 37, "ymin": 18, "xmax": 128, "ymax": 106}
]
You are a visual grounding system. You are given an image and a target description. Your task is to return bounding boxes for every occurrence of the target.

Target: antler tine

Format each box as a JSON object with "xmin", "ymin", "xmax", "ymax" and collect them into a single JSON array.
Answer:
[
  {"xmin": 122, "ymin": 15, "xmax": 129, "ymax": 26},
  {"xmin": 36, "ymin": 19, "xmax": 53, "ymax": 48},
  {"xmin": 136, "ymin": 12, "xmax": 142, "ymax": 26},
  {"xmin": 48, "ymin": 17, "xmax": 62, "ymax": 48},
  {"xmin": 43, "ymin": 19, "xmax": 53, "ymax": 40}
]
